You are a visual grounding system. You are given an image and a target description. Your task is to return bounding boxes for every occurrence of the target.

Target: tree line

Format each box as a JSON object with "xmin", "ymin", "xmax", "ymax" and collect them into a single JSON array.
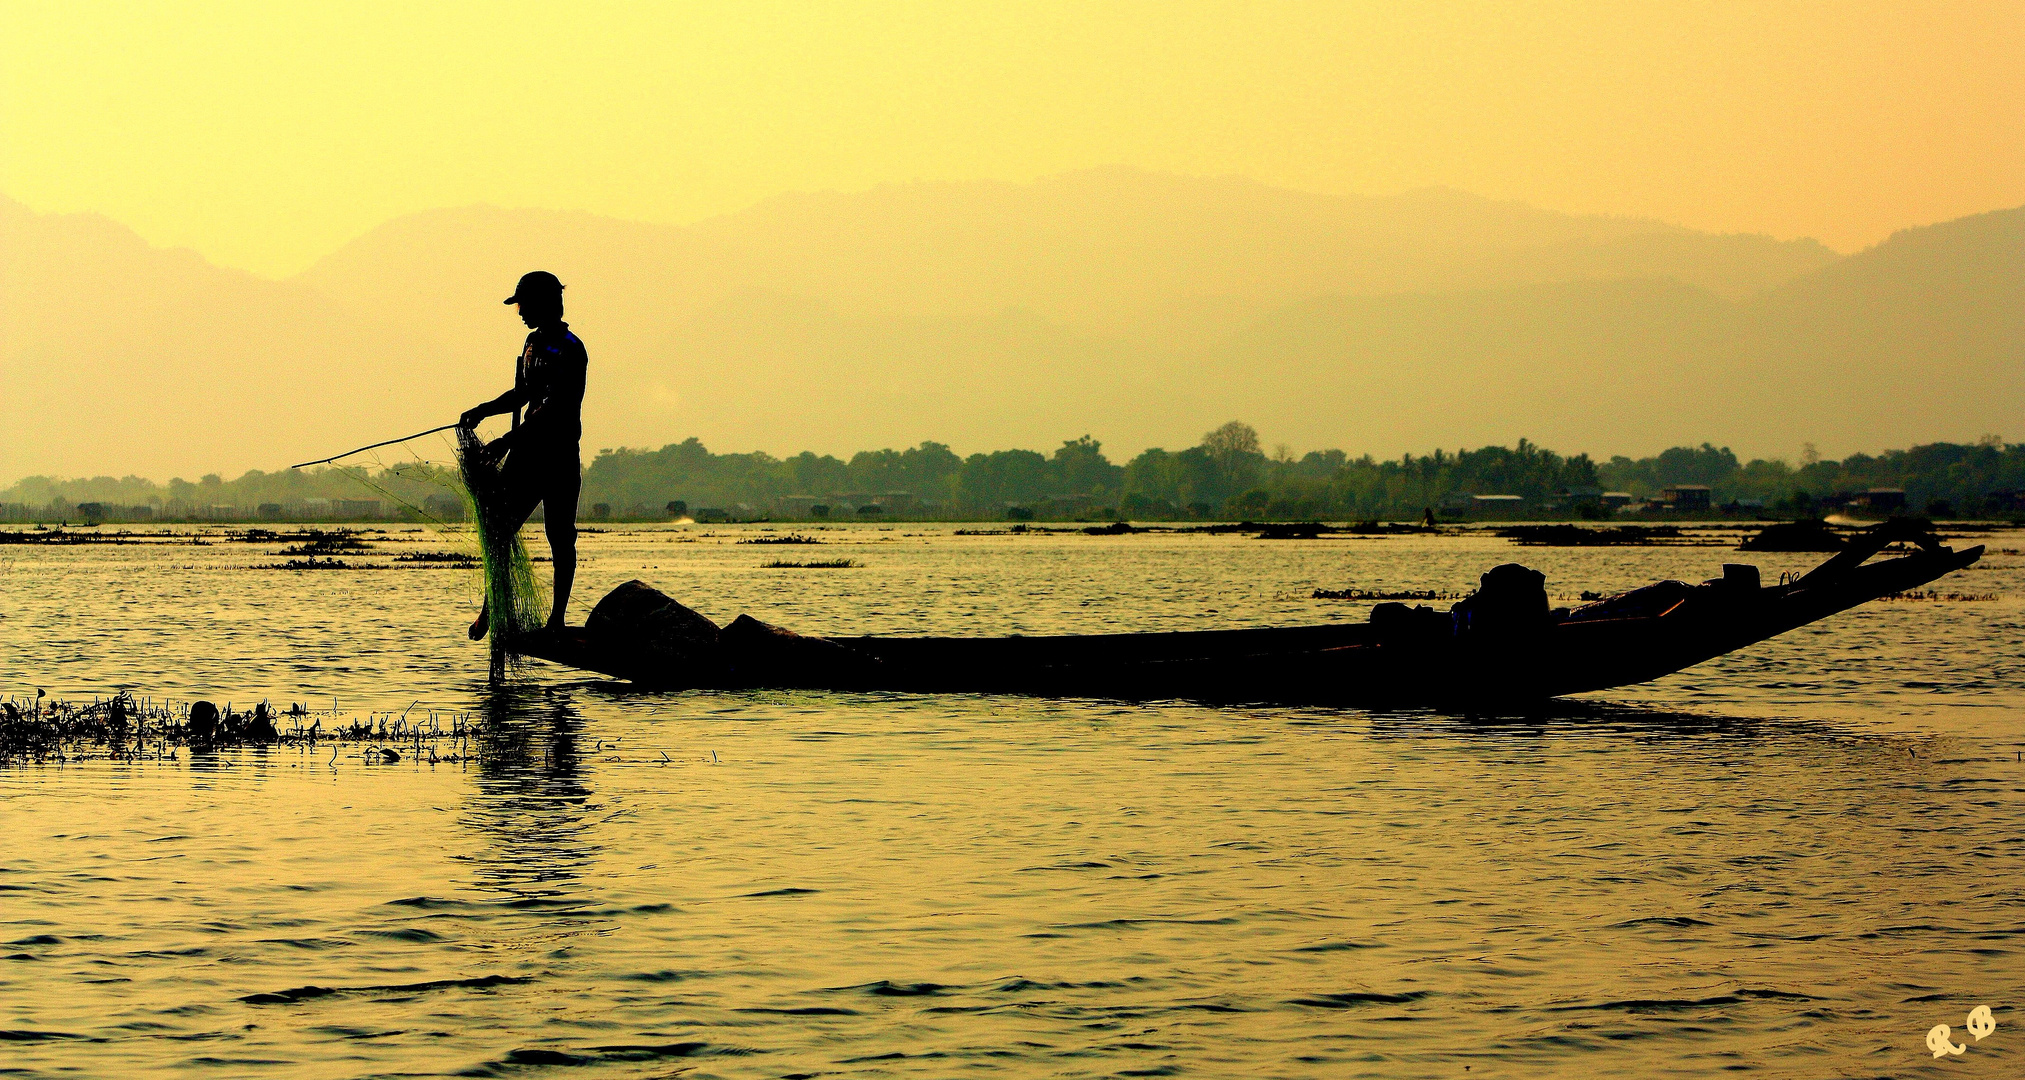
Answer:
[{"xmin": 4, "ymin": 425, "xmax": 2021, "ymax": 522}]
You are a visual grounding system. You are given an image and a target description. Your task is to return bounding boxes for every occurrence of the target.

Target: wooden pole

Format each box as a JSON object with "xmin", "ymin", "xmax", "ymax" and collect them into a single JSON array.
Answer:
[{"xmin": 291, "ymin": 424, "xmax": 461, "ymax": 469}]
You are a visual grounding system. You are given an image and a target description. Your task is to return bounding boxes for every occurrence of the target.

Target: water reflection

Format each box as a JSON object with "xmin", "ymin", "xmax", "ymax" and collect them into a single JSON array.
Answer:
[{"xmin": 455, "ymin": 683, "xmax": 597, "ymax": 910}]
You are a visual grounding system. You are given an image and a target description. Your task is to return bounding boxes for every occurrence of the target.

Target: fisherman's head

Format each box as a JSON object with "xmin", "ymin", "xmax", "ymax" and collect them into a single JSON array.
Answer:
[{"xmin": 504, "ymin": 270, "xmax": 564, "ymax": 328}]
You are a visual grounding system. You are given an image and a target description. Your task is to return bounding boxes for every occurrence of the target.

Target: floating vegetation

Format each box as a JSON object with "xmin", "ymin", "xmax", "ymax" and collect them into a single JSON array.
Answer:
[
  {"xmin": 1195, "ymin": 521, "xmax": 1322, "ymax": 536},
  {"xmin": 393, "ymin": 551, "xmax": 479, "ymax": 565},
  {"xmin": 1313, "ymin": 587, "xmax": 1463, "ymax": 601},
  {"xmin": 1251, "ymin": 522, "xmax": 1332, "ymax": 539},
  {"xmin": 278, "ymin": 530, "xmax": 375, "ymax": 556},
  {"xmin": 0, "ymin": 527, "xmax": 139, "ymax": 545},
  {"xmin": 1737, "ymin": 521, "xmax": 1847, "ymax": 552},
  {"xmin": 0, "ymin": 692, "xmax": 484, "ymax": 766},
  {"xmin": 738, "ymin": 533, "xmax": 822, "ymax": 545},
  {"xmin": 1875, "ymin": 590, "xmax": 1998, "ymax": 602},
  {"xmin": 761, "ymin": 558, "xmax": 860, "ymax": 569},
  {"xmin": 1339, "ymin": 521, "xmax": 1440, "ymax": 535},
  {"xmin": 264, "ymin": 556, "xmax": 381, "ymax": 570},
  {"xmin": 1497, "ymin": 524, "xmax": 1711, "ymax": 546},
  {"xmin": 954, "ymin": 524, "xmax": 1063, "ymax": 535}
]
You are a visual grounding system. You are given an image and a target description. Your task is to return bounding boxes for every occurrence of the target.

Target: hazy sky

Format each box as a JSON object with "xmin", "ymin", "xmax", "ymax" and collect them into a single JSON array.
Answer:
[{"xmin": 5, "ymin": 1, "xmax": 2021, "ymax": 277}]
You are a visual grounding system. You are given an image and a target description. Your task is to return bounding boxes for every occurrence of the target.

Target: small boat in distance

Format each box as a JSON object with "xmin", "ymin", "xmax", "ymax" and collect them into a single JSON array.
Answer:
[{"xmin": 509, "ymin": 520, "xmax": 1982, "ymax": 706}]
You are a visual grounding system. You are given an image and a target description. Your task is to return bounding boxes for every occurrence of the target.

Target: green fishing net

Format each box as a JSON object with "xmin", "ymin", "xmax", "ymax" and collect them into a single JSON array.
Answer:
[{"xmin": 457, "ymin": 428, "xmax": 545, "ymax": 648}]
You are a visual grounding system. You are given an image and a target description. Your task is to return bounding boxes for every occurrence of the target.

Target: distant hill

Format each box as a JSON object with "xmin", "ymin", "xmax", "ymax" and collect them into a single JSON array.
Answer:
[
  {"xmin": 0, "ymin": 195, "xmax": 455, "ymax": 482},
  {"xmin": 1189, "ymin": 207, "xmax": 2023, "ymax": 456},
  {"xmin": 295, "ymin": 168, "xmax": 1833, "ymax": 338},
  {"xmin": 1, "ymin": 172, "xmax": 2015, "ymax": 481}
]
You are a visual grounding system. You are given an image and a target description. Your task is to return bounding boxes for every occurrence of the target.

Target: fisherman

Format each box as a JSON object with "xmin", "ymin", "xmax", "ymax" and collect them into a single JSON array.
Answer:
[{"xmin": 459, "ymin": 271, "xmax": 587, "ymax": 638}]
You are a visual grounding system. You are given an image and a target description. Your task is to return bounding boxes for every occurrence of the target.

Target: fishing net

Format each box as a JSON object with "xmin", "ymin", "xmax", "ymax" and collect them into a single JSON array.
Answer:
[{"xmin": 456, "ymin": 428, "xmax": 545, "ymax": 648}]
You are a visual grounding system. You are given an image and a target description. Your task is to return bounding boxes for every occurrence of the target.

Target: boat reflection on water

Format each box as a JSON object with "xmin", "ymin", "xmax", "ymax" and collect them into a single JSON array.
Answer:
[{"xmin": 454, "ymin": 683, "xmax": 599, "ymax": 919}]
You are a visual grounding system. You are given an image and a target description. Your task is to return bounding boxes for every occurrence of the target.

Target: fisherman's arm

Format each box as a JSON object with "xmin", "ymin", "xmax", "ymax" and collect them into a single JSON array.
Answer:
[{"xmin": 460, "ymin": 387, "xmax": 528, "ymax": 429}]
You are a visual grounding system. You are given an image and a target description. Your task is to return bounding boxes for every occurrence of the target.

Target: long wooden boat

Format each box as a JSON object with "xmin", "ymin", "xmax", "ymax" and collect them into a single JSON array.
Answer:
[{"xmin": 509, "ymin": 520, "xmax": 1982, "ymax": 706}]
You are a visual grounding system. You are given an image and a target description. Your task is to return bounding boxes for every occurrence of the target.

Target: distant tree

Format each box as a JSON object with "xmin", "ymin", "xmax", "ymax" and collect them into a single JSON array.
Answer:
[
  {"xmin": 847, "ymin": 441, "xmax": 961, "ymax": 497},
  {"xmin": 1296, "ymin": 449, "xmax": 1347, "ymax": 477},
  {"xmin": 1651, "ymin": 443, "xmax": 1739, "ymax": 487},
  {"xmin": 13, "ymin": 433, "xmax": 2025, "ymax": 523},
  {"xmin": 957, "ymin": 449, "xmax": 1050, "ymax": 507},
  {"xmin": 1228, "ymin": 488, "xmax": 1270, "ymax": 516},
  {"xmin": 1202, "ymin": 421, "xmax": 1260, "ymax": 460},
  {"xmin": 1049, "ymin": 435, "xmax": 1122, "ymax": 494},
  {"xmin": 1198, "ymin": 421, "xmax": 1264, "ymax": 499}
]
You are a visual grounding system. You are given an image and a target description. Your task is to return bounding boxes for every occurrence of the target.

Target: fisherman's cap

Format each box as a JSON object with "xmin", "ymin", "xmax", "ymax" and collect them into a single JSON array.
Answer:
[{"xmin": 504, "ymin": 270, "xmax": 564, "ymax": 305}]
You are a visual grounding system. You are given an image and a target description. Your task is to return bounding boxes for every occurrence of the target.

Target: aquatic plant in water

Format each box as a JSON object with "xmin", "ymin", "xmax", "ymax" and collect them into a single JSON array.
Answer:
[{"xmin": 1, "ymin": 692, "xmax": 487, "ymax": 766}]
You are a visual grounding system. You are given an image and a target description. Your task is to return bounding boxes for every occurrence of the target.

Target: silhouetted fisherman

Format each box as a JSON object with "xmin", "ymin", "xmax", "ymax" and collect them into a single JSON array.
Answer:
[{"xmin": 460, "ymin": 271, "xmax": 588, "ymax": 638}]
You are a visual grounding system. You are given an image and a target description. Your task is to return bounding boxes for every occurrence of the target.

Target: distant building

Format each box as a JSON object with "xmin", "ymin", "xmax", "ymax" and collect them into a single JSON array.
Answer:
[
  {"xmin": 1601, "ymin": 492, "xmax": 1634, "ymax": 509},
  {"xmin": 776, "ymin": 495, "xmax": 826, "ymax": 517},
  {"xmin": 1470, "ymin": 494, "xmax": 1526, "ymax": 517},
  {"xmin": 1853, "ymin": 488, "xmax": 1906, "ymax": 512},
  {"xmin": 258, "ymin": 503, "xmax": 285, "ymax": 519},
  {"xmin": 1660, "ymin": 485, "xmax": 1713, "ymax": 512},
  {"xmin": 1549, "ymin": 486, "xmax": 1604, "ymax": 510}
]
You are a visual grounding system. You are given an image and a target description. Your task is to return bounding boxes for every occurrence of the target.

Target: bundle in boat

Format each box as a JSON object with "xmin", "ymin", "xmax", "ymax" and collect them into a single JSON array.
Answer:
[{"xmin": 517, "ymin": 580, "xmax": 882, "ymax": 688}]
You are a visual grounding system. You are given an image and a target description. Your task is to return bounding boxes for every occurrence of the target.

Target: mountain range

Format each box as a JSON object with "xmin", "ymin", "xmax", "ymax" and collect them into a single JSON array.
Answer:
[{"xmin": 2, "ymin": 167, "xmax": 2017, "ymax": 480}]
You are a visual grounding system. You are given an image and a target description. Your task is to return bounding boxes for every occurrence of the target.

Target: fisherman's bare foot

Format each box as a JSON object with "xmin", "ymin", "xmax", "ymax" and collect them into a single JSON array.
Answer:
[{"xmin": 468, "ymin": 608, "xmax": 490, "ymax": 641}]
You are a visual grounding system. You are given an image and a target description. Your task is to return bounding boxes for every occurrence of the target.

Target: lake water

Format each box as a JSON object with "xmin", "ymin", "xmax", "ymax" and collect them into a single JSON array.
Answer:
[{"xmin": 2, "ymin": 523, "xmax": 2021, "ymax": 1078}]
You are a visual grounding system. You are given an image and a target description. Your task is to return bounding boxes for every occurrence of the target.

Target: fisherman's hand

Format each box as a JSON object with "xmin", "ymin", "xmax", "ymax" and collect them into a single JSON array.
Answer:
[{"xmin": 459, "ymin": 407, "xmax": 486, "ymax": 429}]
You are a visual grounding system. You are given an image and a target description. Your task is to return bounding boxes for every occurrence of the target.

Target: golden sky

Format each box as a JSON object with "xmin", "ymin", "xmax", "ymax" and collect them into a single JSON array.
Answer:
[{"xmin": 4, "ymin": 0, "xmax": 2020, "ymax": 277}]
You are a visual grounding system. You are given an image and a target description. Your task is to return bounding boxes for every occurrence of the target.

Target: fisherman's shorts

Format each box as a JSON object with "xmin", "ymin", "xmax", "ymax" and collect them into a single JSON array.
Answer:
[{"xmin": 501, "ymin": 449, "xmax": 582, "ymax": 517}]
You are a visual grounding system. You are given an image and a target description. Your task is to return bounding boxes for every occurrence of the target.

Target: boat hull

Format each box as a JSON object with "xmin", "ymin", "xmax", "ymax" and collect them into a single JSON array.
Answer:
[{"xmin": 510, "ymin": 524, "xmax": 1982, "ymax": 706}]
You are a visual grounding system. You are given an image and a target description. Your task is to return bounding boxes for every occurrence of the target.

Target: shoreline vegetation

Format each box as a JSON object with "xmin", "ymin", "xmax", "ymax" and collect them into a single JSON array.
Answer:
[
  {"xmin": 5, "ymin": 425, "xmax": 2022, "ymax": 525},
  {"xmin": 4, "ymin": 520, "xmax": 2016, "ymax": 562}
]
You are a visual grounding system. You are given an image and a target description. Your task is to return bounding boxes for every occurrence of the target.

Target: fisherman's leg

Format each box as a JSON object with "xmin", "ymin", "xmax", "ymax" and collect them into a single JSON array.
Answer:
[{"xmin": 542, "ymin": 467, "xmax": 581, "ymax": 630}]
